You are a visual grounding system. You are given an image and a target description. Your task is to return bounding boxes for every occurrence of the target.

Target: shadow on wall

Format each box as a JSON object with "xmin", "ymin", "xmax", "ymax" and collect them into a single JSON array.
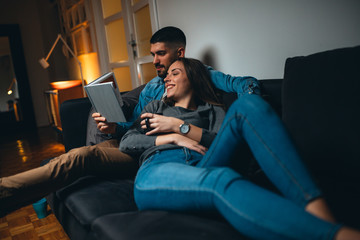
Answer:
[{"xmin": 200, "ymin": 46, "xmax": 219, "ymax": 70}]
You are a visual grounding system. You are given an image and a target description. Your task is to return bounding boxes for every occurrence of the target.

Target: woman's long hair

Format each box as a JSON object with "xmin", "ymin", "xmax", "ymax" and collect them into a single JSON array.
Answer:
[{"xmin": 164, "ymin": 58, "xmax": 222, "ymax": 107}]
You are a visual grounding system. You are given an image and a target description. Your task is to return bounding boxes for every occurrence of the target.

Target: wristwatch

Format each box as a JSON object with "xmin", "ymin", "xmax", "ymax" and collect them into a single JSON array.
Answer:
[{"xmin": 179, "ymin": 122, "xmax": 190, "ymax": 134}]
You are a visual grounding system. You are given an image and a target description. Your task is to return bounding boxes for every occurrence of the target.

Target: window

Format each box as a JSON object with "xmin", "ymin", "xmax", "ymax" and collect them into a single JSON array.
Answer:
[
  {"xmin": 57, "ymin": 0, "xmax": 95, "ymax": 56},
  {"xmin": 56, "ymin": 0, "xmax": 102, "ymax": 84},
  {"xmin": 92, "ymin": 0, "xmax": 158, "ymax": 91}
]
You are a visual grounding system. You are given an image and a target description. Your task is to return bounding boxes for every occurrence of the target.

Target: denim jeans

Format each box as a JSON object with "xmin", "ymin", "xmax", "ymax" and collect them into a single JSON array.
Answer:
[{"xmin": 134, "ymin": 95, "xmax": 341, "ymax": 239}]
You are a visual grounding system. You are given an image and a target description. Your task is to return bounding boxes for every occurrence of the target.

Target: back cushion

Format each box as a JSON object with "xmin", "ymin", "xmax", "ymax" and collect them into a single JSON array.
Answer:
[{"xmin": 282, "ymin": 46, "xmax": 360, "ymax": 184}]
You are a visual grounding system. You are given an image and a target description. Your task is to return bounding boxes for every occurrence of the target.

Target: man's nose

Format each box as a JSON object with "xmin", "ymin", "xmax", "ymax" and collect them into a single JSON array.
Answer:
[{"xmin": 153, "ymin": 55, "xmax": 159, "ymax": 64}]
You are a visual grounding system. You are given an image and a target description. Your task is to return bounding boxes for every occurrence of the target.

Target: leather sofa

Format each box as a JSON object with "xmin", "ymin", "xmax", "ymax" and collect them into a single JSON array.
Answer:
[{"xmin": 46, "ymin": 45, "xmax": 360, "ymax": 239}]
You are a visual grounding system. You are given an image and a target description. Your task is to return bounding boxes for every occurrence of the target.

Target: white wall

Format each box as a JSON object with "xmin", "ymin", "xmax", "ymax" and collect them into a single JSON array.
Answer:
[{"xmin": 156, "ymin": 0, "xmax": 360, "ymax": 79}]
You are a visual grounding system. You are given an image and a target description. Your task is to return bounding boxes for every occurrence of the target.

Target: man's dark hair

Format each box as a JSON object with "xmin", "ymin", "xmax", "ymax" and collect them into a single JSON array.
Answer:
[{"xmin": 150, "ymin": 26, "xmax": 186, "ymax": 47}]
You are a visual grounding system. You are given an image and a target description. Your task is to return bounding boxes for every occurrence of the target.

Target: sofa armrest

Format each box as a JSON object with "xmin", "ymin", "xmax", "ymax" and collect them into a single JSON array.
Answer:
[{"xmin": 60, "ymin": 97, "xmax": 92, "ymax": 152}]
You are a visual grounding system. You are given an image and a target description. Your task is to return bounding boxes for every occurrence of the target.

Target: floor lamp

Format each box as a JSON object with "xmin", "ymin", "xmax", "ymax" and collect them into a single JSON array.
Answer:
[
  {"xmin": 7, "ymin": 78, "xmax": 16, "ymax": 95},
  {"xmin": 39, "ymin": 34, "xmax": 86, "ymax": 97}
]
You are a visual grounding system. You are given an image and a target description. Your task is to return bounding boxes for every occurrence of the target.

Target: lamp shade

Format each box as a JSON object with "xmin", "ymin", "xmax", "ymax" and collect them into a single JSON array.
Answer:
[
  {"xmin": 39, "ymin": 58, "xmax": 50, "ymax": 69},
  {"xmin": 50, "ymin": 80, "xmax": 82, "ymax": 90}
]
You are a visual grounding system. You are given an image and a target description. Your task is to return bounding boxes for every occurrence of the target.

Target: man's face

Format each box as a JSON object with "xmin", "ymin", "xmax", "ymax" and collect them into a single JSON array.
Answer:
[{"xmin": 150, "ymin": 42, "xmax": 180, "ymax": 78}]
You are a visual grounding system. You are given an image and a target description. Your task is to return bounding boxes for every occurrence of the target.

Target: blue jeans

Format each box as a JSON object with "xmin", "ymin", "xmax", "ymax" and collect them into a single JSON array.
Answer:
[{"xmin": 134, "ymin": 95, "xmax": 341, "ymax": 239}]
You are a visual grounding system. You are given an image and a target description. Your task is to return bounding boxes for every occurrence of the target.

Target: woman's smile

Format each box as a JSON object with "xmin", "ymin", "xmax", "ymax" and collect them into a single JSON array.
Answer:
[{"xmin": 166, "ymin": 84, "xmax": 175, "ymax": 92}]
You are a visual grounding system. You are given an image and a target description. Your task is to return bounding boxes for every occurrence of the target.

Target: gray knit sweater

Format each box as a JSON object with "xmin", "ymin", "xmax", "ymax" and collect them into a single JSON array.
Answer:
[{"xmin": 119, "ymin": 100, "xmax": 225, "ymax": 165}]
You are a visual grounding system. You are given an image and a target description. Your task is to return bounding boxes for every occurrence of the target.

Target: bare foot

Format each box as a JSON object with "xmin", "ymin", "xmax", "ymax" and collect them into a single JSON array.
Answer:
[
  {"xmin": 305, "ymin": 198, "xmax": 336, "ymax": 223},
  {"xmin": 335, "ymin": 227, "xmax": 360, "ymax": 240}
]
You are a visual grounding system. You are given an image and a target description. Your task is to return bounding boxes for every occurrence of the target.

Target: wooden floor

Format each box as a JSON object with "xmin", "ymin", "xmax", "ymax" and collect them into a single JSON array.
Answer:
[{"xmin": 0, "ymin": 126, "xmax": 70, "ymax": 240}]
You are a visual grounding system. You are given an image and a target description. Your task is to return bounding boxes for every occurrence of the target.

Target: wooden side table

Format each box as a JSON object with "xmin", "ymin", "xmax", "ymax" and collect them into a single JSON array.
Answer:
[{"xmin": 45, "ymin": 84, "xmax": 84, "ymax": 131}]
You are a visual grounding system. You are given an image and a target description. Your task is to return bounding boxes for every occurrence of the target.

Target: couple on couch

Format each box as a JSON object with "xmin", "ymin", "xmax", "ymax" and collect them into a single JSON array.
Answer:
[{"xmin": 1, "ymin": 27, "xmax": 359, "ymax": 239}]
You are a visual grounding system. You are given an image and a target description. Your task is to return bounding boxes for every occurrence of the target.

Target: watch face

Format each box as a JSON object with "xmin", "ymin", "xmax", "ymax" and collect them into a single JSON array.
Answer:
[{"xmin": 180, "ymin": 123, "xmax": 190, "ymax": 134}]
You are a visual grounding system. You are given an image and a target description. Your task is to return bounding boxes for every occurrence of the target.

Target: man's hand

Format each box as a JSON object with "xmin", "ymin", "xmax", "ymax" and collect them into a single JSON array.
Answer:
[
  {"xmin": 140, "ymin": 113, "xmax": 182, "ymax": 135},
  {"xmin": 92, "ymin": 112, "xmax": 116, "ymax": 134},
  {"xmin": 156, "ymin": 133, "xmax": 207, "ymax": 155}
]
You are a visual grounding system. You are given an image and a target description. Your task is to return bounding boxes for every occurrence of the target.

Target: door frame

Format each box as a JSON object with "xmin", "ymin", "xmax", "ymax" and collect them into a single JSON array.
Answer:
[{"xmin": 0, "ymin": 24, "xmax": 36, "ymax": 133}]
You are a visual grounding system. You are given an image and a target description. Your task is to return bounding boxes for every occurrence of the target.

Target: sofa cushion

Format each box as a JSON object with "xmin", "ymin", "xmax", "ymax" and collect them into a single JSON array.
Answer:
[
  {"xmin": 56, "ymin": 176, "xmax": 137, "ymax": 227},
  {"xmin": 92, "ymin": 211, "xmax": 246, "ymax": 240}
]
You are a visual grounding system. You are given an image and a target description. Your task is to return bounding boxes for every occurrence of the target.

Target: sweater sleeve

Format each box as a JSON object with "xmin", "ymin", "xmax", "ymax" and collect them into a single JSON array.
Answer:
[
  {"xmin": 199, "ymin": 105, "xmax": 226, "ymax": 148},
  {"xmin": 119, "ymin": 101, "xmax": 159, "ymax": 157}
]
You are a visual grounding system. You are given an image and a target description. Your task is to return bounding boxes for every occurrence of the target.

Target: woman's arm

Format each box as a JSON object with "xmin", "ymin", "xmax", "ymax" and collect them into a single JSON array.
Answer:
[
  {"xmin": 120, "ymin": 100, "xmax": 206, "ymax": 156},
  {"xmin": 140, "ymin": 113, "xmax": 203, "ymax": 143},
  {"xmin": 119, "ymin": 102, "xmax": 159, "ymax": 156},
  {"xmin": 139, "ymin": 113, "xmax": 207, "ymax": 155},
  {"xmin": 121, "ymin": 101, "xmax": 223, "ymax": 156},
  {"xmin": 155, "ymin": 133, "xmax": 207, "ymax": 155},
  {"xmin": 121, "ymin": 120, "xmax": 207, "ymax": 156},
  {"xmin": 141, "ymin": 103, "xmax": 226, "ymax": 149}
]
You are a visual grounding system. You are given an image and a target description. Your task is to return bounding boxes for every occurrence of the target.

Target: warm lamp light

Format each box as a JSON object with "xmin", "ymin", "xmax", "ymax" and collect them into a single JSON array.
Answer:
[
  {"xmin": 50, "ymin": 80, "xmax": 82, "ymax": 90},
  {"xmin": 7, "ymin": 78, "xmax": 16, "ymax": 95},
  {"xmin": 39, "ymin": 34, "xmax": 86, "ymax": 97}
]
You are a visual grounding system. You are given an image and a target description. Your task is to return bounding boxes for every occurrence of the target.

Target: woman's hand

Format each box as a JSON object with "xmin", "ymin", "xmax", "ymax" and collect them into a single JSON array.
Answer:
[
  {"xmin": 156, "ymin": 134, "xmax": 207, "ymax": 155},
  {"xmin": 92, "ymin": 112, "xmax": 116, "ymax": 134},
  {"xmin": 140, "ymin": 113, "xmax": 182, "ymax": 135}
]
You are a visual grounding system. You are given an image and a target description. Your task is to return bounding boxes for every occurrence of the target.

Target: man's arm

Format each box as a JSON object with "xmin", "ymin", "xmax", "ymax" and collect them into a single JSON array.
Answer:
[{"xmin": 208, "ymin": 67, "xmax": 261, "ymax": 96}]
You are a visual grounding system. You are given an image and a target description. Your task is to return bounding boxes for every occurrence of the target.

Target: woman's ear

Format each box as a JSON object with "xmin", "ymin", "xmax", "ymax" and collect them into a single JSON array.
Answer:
[{"xmin": 177, "ymin": 47, "xmax": 185, "ymax": 58}]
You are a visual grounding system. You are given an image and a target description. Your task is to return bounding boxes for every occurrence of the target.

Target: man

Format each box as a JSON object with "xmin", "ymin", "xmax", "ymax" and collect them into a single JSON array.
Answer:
[{"xmin": 0, "ymin": 26, "xmax": 259, "ymax": 217}]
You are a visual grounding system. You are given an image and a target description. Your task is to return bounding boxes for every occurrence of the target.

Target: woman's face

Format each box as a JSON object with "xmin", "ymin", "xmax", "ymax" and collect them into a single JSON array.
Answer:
[{"xmin": 164, "ymin": 61, "xmax": 193, "ymax": 102}]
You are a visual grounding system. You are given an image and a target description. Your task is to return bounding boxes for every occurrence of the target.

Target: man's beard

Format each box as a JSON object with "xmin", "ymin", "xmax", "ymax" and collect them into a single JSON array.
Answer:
[
  {"xmin": 158, "ymin": 70, "xmax": 167, "ymax": 78},
  {"xmin": 156, "ymin": 64, "xmax": 167, "ymax": 78}
]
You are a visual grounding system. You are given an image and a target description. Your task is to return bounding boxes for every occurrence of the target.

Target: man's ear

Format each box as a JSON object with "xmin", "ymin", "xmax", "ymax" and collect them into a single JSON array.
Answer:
[{"xmin": 177, "ymin": 47, "xmax": 185, "ymax": 58}]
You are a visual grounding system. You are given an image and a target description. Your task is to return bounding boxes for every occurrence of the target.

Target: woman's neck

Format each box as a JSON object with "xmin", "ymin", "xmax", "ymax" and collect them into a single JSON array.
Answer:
[{"xmin": 174, "ymin": 96, "xmax": 197, "ymax": 110}]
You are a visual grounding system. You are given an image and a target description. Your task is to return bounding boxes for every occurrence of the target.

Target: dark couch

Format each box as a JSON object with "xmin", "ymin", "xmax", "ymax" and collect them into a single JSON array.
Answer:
[{"xmin": 47, "ymin": 46, "xmax": 360, "ymax": 239}]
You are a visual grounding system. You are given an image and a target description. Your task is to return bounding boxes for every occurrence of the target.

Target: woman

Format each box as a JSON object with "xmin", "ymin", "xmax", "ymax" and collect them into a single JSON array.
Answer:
[{"xmin": 119, "ymin": 58, "xmax": 360, "ymax": 240}]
